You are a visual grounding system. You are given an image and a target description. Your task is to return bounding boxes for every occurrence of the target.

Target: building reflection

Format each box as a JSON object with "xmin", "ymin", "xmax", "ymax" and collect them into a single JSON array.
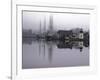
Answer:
[
  {"xmin": 23, "ymin": 37, "xmax": 89, "ymax": 51},
  {"xmin": 23, "ymin": 35, "xmax": 89, "ymax": 63},
  {"xmin": 22, "ymin": 15, "xmax": 89, "ymax": 63}
]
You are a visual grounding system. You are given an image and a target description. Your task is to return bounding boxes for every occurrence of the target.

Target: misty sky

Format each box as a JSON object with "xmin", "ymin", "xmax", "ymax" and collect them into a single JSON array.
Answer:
[{"xmin": 22, "ymin": 11, "xmax": 90, "ymax": 33}]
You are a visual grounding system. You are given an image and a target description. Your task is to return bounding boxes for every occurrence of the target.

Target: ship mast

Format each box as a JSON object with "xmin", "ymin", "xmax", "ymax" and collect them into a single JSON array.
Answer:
[{"xmin": 49, "ymin": 14, "xmax": 53, "ymax": 34}]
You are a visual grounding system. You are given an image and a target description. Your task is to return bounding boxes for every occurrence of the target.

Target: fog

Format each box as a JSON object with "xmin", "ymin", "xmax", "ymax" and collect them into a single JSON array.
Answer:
[
  {"xmin": 22, "ymin": 11, "xmax": 90, "ymax": 32},
  {"xmin": 22, "ymin": 11, "xmax": 90, "ymax": 69}
]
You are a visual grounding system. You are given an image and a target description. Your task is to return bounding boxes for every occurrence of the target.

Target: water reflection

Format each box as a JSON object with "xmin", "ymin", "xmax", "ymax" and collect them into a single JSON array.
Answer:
[
  {"xmin": 22, "ymin": 12, "xmax": 89, "ymax": 69},
  {"xmin": 22, "ymin": 37, "xmax": 89, "ymax": 69}
]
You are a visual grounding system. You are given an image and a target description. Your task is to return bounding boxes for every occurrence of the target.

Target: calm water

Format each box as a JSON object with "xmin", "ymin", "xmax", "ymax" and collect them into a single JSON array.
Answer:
[
  {"xmin": 22, "ymin": 11, "xmax": 90, "ymax": 69},
  {"xmin": 22, "ymin": 38, "xmax": 89, "ymax": 69}
]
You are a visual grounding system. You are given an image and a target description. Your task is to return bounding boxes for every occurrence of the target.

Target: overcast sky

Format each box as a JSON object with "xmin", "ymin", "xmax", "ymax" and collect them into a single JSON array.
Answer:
[{"xmin": 22, "ymin": 11, "xmax": 90, "ymax": 33}]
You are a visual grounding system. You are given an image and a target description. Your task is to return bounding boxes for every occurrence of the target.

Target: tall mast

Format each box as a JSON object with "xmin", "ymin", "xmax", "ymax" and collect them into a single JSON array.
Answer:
[
  {"xmin": 39, "ymin": 19, "xmax": 41, "ymax": 34},
  {"xmin": 49, "ymin": 14, "xmax": 53, "ymax": 33},
  {"xmin": 44, "ymin": 16, "xmax": 46, "ymax": 33}
]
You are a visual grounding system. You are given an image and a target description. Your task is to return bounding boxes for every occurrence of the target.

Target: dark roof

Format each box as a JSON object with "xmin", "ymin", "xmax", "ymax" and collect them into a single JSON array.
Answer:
[{"xmin": 57, "ymin": 30, "xmax": 72, "ymax": 35}]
